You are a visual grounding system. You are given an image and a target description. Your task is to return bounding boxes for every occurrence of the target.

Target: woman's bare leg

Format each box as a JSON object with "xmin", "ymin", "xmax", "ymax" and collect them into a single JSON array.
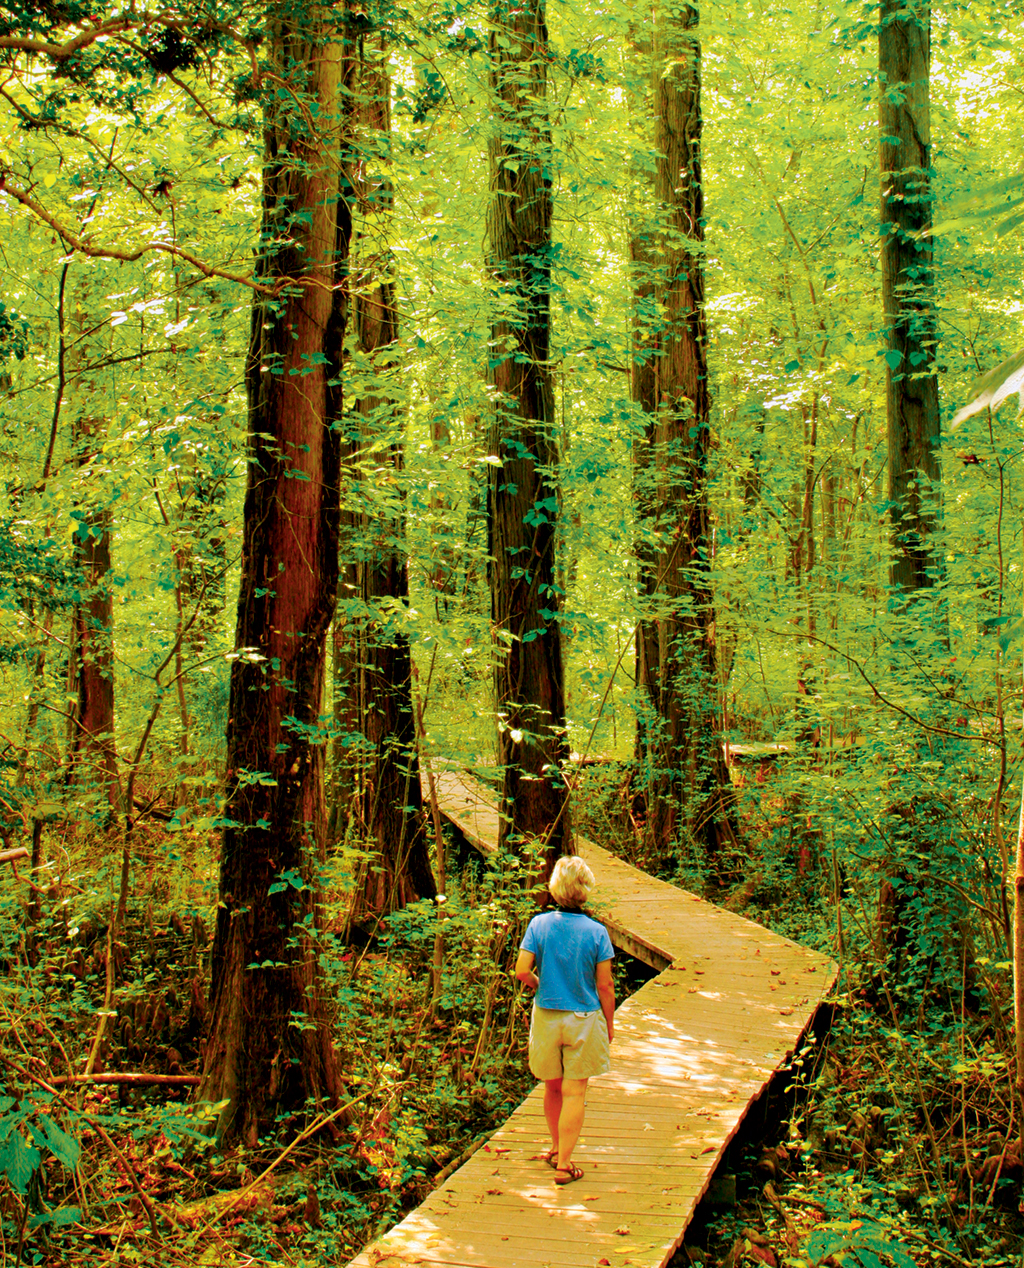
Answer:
[
  {"xmin": 543, "ymin": 1078, "xmax": 562, "ymax": 1157},
  {"xmin": 556, "ymin": 1077, "xmax": 589, "ymax": 1170}
]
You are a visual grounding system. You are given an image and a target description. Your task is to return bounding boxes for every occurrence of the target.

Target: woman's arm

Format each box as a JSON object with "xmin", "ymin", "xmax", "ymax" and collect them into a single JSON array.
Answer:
[
  {"xmin": 596, "ymin": 959, "xmax": 615, "ymax": 1041},
  {"xmin": 515, "ymin": 949, "xmax": 539, "ymax": 991}
]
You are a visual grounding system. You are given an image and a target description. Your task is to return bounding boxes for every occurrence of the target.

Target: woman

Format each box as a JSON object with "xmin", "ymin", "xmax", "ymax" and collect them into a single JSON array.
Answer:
[{"xmin": 514, "ymin": 856, "xmax": 615, "ymax": 1186}]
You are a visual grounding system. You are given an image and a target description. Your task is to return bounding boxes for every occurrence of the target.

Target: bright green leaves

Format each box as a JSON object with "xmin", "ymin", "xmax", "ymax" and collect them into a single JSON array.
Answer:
[
  {"xmin": 268, "ymin": 868, "xmax": 309, "ymax": 895},
  {"xmin": 0, "ymin": 1130, "xmax": 40, "ymax": 1195},
  {"xmin": 28, "ymin": 1112, "xmax": 80, "ymax": 1172},
  {"xmin": 523, "ymin": 495, "xmax": 559, "ymax": 526},
  {"xmin": 804, "ymin": 1213, "xmax": 917, "ymax": 1268},
  {"xmin": 0, "ymin": 1097, "xmax": 80, "ymax": 1208}
]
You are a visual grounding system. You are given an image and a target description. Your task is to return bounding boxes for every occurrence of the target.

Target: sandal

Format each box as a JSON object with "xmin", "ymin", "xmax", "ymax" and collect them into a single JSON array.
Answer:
[
  {"xmin": 543, "ymin": 1150, "xmax": 558, "ymax": 1170},
  {"xmin": 554, "ymin": 1162, "xmax": 584, "ymax": 1185}
]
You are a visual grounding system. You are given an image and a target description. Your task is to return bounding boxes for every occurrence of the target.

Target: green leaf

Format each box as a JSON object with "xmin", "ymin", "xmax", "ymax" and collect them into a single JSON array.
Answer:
[
  {"xmin": 36, "ymin": 1114, "xmax": 80, "ymax": 1169},
  {"xmin": 29, "ymin": 1206, "xmax": 82, "ymax": 1231},
  {"xmin": 0, "ymin": 1132, "xmax": 41, "ymax": 1194}
]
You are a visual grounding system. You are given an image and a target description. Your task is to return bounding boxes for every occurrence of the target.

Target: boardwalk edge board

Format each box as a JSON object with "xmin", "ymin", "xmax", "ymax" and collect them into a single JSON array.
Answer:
[{"xmin": 346, "ymin": 771, "xmax": 839, "ymax": 1268}]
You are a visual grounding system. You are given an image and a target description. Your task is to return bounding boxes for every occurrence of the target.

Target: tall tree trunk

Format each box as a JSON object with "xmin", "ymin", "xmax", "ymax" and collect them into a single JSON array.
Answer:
[
  {"xmin": 632, "ymin": 1, "xmax": 736, "ymax": 875},
  {"xmin": 68, "ymin": 269, "xmax": 120, "ymax": 816},
  {"xmin": 346, "ymin": 35, "xmax": 436, "ymax": 928},
  {"xmin": 428, "ymin": 403, "xmax": 457, "ymax": 614},
  {"xmin": 880, "ymin": 0, "xmax": 942, "ymax": 593},
  {"xmin": 197, "ymin": 5, "xmax": 352, "ymax": 1145},
  {"xmin": 486, "ymin": 0, "xmax": 569, "ymax": 868},
  {"xmin": 878, "ymin": 0, "xmax": 963, "ymax": 1001}
]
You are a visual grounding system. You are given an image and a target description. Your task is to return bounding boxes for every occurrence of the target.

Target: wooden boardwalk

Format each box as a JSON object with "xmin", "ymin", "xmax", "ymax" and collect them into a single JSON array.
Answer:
[{"xmin": 347, "ymin": 770, "xmax": 838, "ymax": 1268}]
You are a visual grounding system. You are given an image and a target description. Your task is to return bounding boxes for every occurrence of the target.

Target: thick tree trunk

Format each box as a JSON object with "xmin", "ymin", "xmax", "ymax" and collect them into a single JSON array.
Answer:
[
  {"xmin": 632, "ymin": 2, "xmax": 736, "ymax": 875},
  {"xmin": 346, "ymin": 38, "xmax": 436, "ymax": 927},
  {"xmin": 486, "ymin": 0, "xmax": 569, "ymax": 869},
  {"xmin": 197, "ymin": 8, "xmax": 352, "ymax": 1145},
  {"xmin": 879, "ymin": 0, "xmax": 942, "ymax": 593},
  {"xmin": 67, "ymin": 270, "xmax": 120, "ymax": 816}
]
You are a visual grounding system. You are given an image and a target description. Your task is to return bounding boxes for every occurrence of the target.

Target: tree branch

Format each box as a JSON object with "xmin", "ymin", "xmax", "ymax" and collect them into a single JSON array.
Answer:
[
  {"xmin": 0, "ymin": 176, "xmax": 274, "ymax": 293},
  {"xmin": 0, "ymin": 17, "xmax": 139, "ymax": 60}
]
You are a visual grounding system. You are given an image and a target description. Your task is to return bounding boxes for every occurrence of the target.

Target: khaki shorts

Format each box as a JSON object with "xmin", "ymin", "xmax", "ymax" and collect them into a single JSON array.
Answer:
[{"xmin": 528, "ymin": 1004, "xmax": 611, "ymax": 1081}]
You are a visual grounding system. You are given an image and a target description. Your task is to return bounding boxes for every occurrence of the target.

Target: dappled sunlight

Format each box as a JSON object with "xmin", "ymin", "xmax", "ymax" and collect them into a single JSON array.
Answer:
[{"xmin": 347, "ymin": 771, "xmax": 837, "ymax": 1268}]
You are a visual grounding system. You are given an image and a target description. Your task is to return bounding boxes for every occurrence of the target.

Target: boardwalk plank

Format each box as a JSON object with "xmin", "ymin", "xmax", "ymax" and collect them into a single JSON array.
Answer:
[{"xmin": 345, "ymin": 770, "xmax": 838, "ymax": 1268}]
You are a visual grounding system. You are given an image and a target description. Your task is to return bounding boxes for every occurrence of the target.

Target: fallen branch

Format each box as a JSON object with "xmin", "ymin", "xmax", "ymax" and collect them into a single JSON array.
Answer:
[
  {"xmin": 0, "ymin": 1055, "xmax": 169, "ymax": 1238},
  {"xmin": 0, "ymin": 847, "xmax": 29, "ymax": 863},
  {"xmin": 430, "ymin": 1131, "xmax": 490, "ymax": 1187},
  {"xmin": 47, "ymin": 1073, "xmax": 201, "ymax": 1088}
]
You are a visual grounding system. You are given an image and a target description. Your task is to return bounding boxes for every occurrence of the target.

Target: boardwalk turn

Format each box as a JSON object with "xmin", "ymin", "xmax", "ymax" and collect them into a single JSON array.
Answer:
[{"xmin": 347, "ymin": 770, "xmax": 839, "ymax": 1268}]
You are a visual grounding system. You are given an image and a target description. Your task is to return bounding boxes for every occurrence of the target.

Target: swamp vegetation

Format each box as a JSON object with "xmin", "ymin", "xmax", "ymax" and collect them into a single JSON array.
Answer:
[{"xmin": 1, "ymin": 0, "xmax": 1024, "ymax": 1263}]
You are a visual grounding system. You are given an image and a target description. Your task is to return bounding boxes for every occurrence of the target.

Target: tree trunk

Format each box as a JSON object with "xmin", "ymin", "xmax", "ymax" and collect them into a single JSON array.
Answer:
[
  {"xmin": 632, "ymin": 1, "xmax": 736, "ymax": 876},
  {"xmin": 877, "ymin": 0, "xmax": 959, "ymax": 995},
  {"xmin": 346, "ymin": 36, "xmax": 436, "ymax": 928},
  {"xmin": 67, "ymin": 269, "xmax": 120, "ymax": 817},
  {"xmin": 879, "ymin": 0, "xmax": 942, "ymax": 594},
  {"xmin": 462, "ymin": 411, "xmax": 488, "ymax": 605},
  {"xmin": 428, "ymin": 405, "xmax": 457, "ymax": 613},
  {"xmin": 197, "ymin": 7, "xmax": 352, "ymax": 1145},
  {"xmin": 486, "ymin": 0, "xmax": 569, "ymax": 869},
  {"xmin": 328, "ymin": 590, "xmax": 361, "ymax": 838},
  {"xmin": 178, "ymin": 439, "xmax": 230, "ymax": 660}
]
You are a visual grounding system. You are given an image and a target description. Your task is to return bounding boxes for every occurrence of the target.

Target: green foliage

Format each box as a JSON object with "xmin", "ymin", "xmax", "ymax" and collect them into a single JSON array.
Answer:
[
  {"xmin": 0, "ymin": 1088, "xmax": 81, "ymax": 1251},
  {"xmin": 0, "ymin": 302, "xmax": 30, "ymax": 364},
  {"xmin": 802, "ymin": 1201, "xmax": 918, "ymax": 1268},
  {"xmin": 0, "ymin": 0, "xmax": 1022, "ymax": 1258}
]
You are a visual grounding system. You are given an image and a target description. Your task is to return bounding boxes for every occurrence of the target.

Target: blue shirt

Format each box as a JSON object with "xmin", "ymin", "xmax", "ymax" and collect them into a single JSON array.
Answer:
[{"xmin": 521, "ymin": 909, "xmax": 615, "ymax": 1011}]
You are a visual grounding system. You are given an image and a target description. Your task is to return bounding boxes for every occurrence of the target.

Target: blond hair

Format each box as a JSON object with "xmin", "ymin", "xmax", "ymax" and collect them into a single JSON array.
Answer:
[{"xmin": 548, "ymin": 856, "xmax": 595, "ymax": 908}]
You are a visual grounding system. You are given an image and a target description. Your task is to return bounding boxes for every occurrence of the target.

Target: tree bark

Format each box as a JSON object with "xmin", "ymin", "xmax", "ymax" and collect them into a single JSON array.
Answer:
[
  {"xmin": 632, "ymin": 1, "xmax": 736, "ymax": 875},
  {"xmin": 879, "ymin": 0, "xmax": 942, "ymax": 594},
  {"xmin": 345, "ymin": 36, "xmax": 436, "ymax": 927},
  {"xmin": 67, "ymin": 269, "xmax": 120, "ymax": 816},
  {"xmin": 486, "ymin": 0, "xmax": 569, "ymax": 869},
  {"xmin": 197, "ymin": 5, "xmax": 353, "ymax": 1145},
  {"xmin": 328, "ymin": 595, "xmax": 361, "ymax": 838}
]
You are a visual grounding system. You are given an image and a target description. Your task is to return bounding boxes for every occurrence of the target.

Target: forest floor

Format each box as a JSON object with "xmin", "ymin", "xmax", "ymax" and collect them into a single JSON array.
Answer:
[{"xmin": 1, "ymin": 764, "xmax": 1021, "ymax": 1266}]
